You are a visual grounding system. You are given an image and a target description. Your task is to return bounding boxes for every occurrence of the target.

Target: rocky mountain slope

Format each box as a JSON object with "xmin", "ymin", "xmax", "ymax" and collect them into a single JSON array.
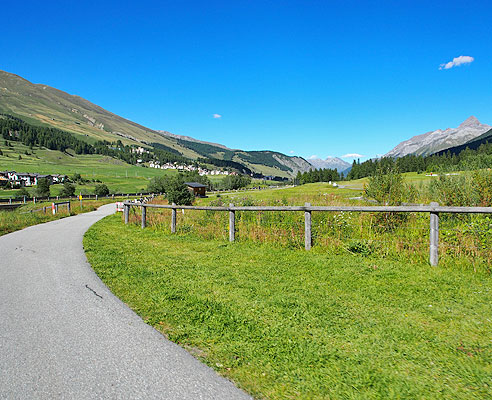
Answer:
[
  {"xmin": 307, "ymin": 156, "xmax": 351, "ymax": 172},
  {"xmin": 432, "ymin": 127, "xmax": 492, "ymax": 157},
  {"xmin": 0, "ymin": 69, "xmax": 311, "ymax": 178},
  {"xmin": 385, "ymin": 116, "xmax": 491, "ymax": 157}
]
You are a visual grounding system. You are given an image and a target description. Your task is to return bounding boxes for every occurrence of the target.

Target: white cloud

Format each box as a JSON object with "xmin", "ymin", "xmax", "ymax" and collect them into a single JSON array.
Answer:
[
  {"xmin": 289, "ymin": 150, "xmax": 294, "ymax": 154},
  {"xmin": 308, "ymin": 155, "xmax": 319, "ymax": 159},
  {"xmin": 213, "ymin": 114, "xmax": 222, "ymax": 119},
  {"xmin": 341, "ymin": 153, "xmax": 364, "ymax": 158},
  {"xmin": 439, "ymin": 55, "xmax": 474, "ymax": 70}
]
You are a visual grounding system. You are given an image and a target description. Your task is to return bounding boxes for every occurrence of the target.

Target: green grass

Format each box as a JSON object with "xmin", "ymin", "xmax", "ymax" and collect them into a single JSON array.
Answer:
[
  {"xmin": 201, "ymin": 182, "xmax": 363, "ymax": 205},
  {"xmin": 0, "ymin": 141, "xmax": 180, "ymax": 197},
  {"xmin": 0, "ymin": 198, "xmax": 118, "ymax": 236},
  {"xmin": 84, "ymin": 215, "xmax": 492, "ymax": 399}
]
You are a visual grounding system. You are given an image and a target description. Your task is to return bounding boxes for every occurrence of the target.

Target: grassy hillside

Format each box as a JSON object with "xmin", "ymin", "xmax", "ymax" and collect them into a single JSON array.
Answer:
[
  {"xmin": 0, "ymin": 140, "xmax": 178, "ymax": 197},
  {"xmin": 0, "ymin": 70, "xmax": 200, "ymax": 154},
  {"xmin": 0, "ymin": 70, "xmax": 311, "ymax": 178}
]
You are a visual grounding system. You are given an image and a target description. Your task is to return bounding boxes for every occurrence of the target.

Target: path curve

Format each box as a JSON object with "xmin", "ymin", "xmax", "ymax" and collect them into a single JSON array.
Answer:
[{"xmin": 0, "ymin": 204, "xmax": 251, "ymax": 400}]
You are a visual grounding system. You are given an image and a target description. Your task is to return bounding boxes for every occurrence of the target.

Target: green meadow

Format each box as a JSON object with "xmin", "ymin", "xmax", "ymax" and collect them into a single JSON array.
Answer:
[
  {"xmin": 85, "ymin": 214, "xmax": 492, "ymax": 400},
  {"xmin": 0, "ymin": 140, "xmax": 179, "ymax": 197}
]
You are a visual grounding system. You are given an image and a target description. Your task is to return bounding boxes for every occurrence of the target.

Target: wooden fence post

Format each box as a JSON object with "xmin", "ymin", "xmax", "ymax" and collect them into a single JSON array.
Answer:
[
  {"xmin": 171, "ymin": 203, "xmax": 177, "ymax": 233},
  {"xmin": 229, "ymin": 203, "xmax": 235, "ymax": 242},
  {"xmin": 430, "ymin": 202, "xmax": 439, "ymax": 266},
  {"xmin": 67, "ymin": 202, "xmax": 71, "ymax": 214},
  {"xmin": 305, "ymin": 202, "xmax": 312, "ymax": 250},
  {"xmin": 124, "ymin": 204, "xmax": 129, "ymax": 224},
  {"xmin": 141, "ymin": 205, "xmax": 146, "ymax": 229}
]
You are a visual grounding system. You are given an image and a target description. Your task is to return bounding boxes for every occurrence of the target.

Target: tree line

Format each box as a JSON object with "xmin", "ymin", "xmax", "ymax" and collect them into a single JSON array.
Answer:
[
  {"xmin": 295, "ymin": 168, "xmax": 342, "ymax": 184},
  {"xmin": 0, "ymin": 114, "xmax": 192, "ymax": 166},
  {"xmin": 346, "ymin": 142, "xmax": 492, "ymax": 181}
]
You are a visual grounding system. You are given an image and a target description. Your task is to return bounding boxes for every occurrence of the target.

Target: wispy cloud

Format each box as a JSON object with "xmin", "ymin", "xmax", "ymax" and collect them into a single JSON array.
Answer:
[
  {"xmin": 289, "ymin": 150, "xmax": 294, "ymax": 154},
  {"xmin": 213, "ymin": 113, "xmax": 222, "ymax": 119},
  {"xmin": 439, "ymin": 55, "xmax": 474, "ymax": 70},
  {"xmin": 341, "ymin": 153, "xmax": 364, "ymax": 158},
  {"xmin": 308, "ymin": 155, "xmax": 319, "ymax": 159}
]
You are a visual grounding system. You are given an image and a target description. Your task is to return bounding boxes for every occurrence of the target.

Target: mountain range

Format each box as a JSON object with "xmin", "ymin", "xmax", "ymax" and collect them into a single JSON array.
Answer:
[
  {"xmin": 3, "ymin": 69, "xmax": 489, "ymax": 176},
  {"xmin": 385, "ymin": 116, "xmax": 492, "ymax": 158},
  {"xmin": 0, "ymin": 70, "xmax": 327, "ymax": 178},
  {"xmin": 307, "ymin": 157, "xmax": 351, "ymax": 173}
]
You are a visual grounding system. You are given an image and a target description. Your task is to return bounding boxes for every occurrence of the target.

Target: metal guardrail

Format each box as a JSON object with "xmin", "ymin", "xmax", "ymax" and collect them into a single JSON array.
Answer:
[{"xmin": 123, "ymin": 201, "xmax": 492, "ymax": 267}]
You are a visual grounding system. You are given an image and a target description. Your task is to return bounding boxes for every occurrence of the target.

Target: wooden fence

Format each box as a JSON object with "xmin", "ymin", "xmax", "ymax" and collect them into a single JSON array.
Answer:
[
  {"xmin": 123, "ymin": 201, "xmax": 492, "ymax": 266},
  {"xmin": 20, "ymin": 200, "xmax": 71, "ymax": 215},
  {"xmin": 0, "ymin": 192, "xmax": 158, "ymax": 204}
]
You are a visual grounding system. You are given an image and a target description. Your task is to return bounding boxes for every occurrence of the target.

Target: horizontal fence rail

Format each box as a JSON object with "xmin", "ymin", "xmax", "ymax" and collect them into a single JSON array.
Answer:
[
  {"xmin": 123, "ymin": 201, "xmax": 492, "ymax": 267},
  {"xmin": 0, "ymin": 192, "xmax": 158, "ymax": 204}
]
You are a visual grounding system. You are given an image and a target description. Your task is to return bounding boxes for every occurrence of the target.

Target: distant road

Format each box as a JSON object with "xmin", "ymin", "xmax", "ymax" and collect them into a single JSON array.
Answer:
[{"xmin": 0, "ymin": 204, "xmax": 251, "ymax": 399}]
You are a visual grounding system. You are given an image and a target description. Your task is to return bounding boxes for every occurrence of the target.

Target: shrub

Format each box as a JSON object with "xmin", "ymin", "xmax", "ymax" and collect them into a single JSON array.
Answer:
[
  {"xmin": 94, "ymin": 184, "xmax": 110, "ymax": 197},
  {"xmin": 147, "ymin": 176, "xmax": 170, "ymax": 193},
  {"xmin": 364, "ymin": 168, "xmax": 407, "ymax": 205},
  {"xmin": 220, "ymin": 174, "xmax": 252, "ymax": 190},
  {"xmin": 364, "ymin": 168, "xmax": 411, "ymax": 230},
  {"xmin": 166, "ymin": 176, "xmax": 194, "ymax": 205},
  {"xmin": 60, "ymin": 182, "xmax": 76, "ymax": 197},
  {"xmin": 346, "ymin": 239, "xmax": 374, "ymax": 256},
  {"xmin": 36, "ymin": 178, "xmax": 50, "ymax": 197},
  {"xmin": 472, "ymin": 170, "xmax": 492, "ymax": 206},
  {"xmin": 427, "ymin": 174, "xmax": 476, "ymax": 206},
  {"xmin": 18, "ymin": 186, "xmax": 30, "ymax": 198}
]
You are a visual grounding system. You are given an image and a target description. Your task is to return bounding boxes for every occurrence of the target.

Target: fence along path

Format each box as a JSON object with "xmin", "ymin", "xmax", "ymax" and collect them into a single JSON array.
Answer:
[{"xmin": 123, "ymin": 201, "xmax": 492, "ymax": 267}]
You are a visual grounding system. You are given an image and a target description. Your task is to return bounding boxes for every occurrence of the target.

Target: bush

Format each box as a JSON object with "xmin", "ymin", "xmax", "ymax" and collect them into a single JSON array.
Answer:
[
  {"xmin": 166, "ymin": 176, "xmax": 194, "ymax": 205},
  {"xmin": 472, "ymin": 170, "xmax": 492, "ymax": 206},
  {"xmin": 220, "ymin": 174, "xmax": 252, "ymax": 190},
  {"xmin": 18, "ymin": 187, "xmax": 30, "ymax": 198},
  {"xmin": 364, "ymin": 168, "xmax": 408, "ymax": 205},
  {"xmin": 60, "ymin": 182, "xmax": 76, "ymax": 197},
  {"xmin": 94, "ymin": 184, "xmax": 110, "ymax": 197},
  {"xmin": 36, "ymin": 178, "xmax": 50, "ymax": 197},
  {"xmin": 147, "ymin": 176, "xmax": 170, "ymax": 193},
  {"xmin": 427, "ymin": 174, "xmax": 475, "ymax": 206},
  {"xmin": 364, "ymin": 168, "xmax": 413, "ymax": 231},
  {"xmin": 346, "ymin": 239, "xmax": 374, "ymax": 256}
]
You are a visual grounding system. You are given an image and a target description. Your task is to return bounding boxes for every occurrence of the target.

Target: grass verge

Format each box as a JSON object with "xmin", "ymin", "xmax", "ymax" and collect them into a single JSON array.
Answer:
[
  {"xmin": 84, "ymin": 214, "xmax": 492, "ymax": 399},
  {"xmin": 0, "ymin": 199, "xmax": 116, "ymax": 236}
]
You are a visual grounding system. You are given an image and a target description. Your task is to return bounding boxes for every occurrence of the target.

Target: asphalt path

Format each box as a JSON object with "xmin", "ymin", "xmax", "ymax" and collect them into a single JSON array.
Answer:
[{"xmin": 0, "ymin": 204, "xmax": 251, "ymax": 399}]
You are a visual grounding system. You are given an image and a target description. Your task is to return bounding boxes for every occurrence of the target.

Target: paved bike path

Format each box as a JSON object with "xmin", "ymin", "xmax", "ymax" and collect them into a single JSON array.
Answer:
[{"xmin": 0, "ymin": 204, "xmax": 251, "ymax": 399}]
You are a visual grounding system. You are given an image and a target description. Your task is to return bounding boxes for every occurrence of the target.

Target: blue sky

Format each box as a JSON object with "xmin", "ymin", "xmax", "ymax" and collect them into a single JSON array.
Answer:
[{"xmin": 1, "ymin": 0, "xmax": 491, "ymax": 161}]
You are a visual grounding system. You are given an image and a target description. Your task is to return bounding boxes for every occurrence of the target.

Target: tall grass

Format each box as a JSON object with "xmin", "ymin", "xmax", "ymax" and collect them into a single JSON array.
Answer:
[
  {"xmin": 127, "ymin": 188, "xmax": 492, "ymax": 272},
  {"xmin": 0, "ymin": 199, "xmax": 115, "ymax": 236}
]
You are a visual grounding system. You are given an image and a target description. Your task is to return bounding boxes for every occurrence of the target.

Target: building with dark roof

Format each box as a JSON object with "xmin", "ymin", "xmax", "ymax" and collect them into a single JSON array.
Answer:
[{"xmin": 184, "ymin": 182, "xmax": 207, "ymax": 197}]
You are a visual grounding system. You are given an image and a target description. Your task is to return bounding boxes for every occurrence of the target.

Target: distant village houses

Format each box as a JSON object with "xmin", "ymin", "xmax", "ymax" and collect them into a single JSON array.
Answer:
[
  {"xmin": 132, "ymin": 146, "xmax": 149, "ymax": 155},
  {"xmin": 0, "ymin": 171, "xmax": 67, "ymax": 187},
  {"xmin": 148, "ymin": 161, "xmax": 236, "ymax": 176}
]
